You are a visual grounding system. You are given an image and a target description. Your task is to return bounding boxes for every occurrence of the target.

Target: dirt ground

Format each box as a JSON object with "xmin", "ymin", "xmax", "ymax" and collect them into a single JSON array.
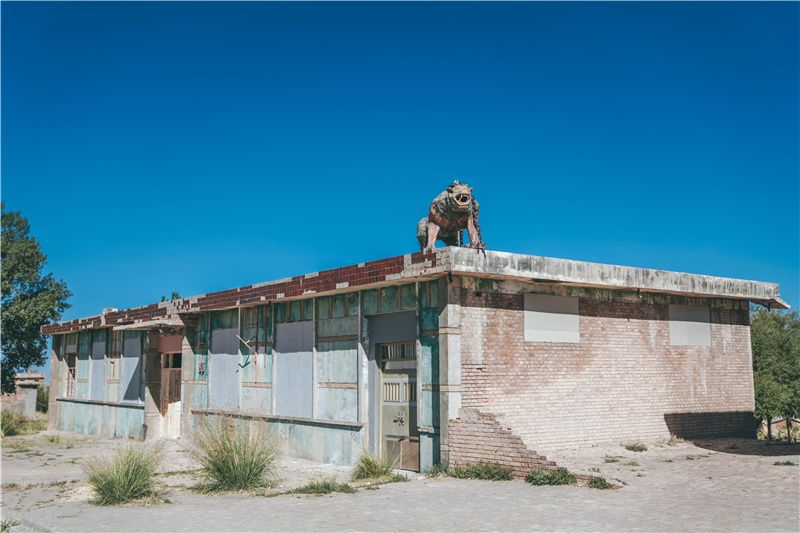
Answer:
[{"xmin": 1, "ymin": 431, "xmax": 798, "ymax": 532}]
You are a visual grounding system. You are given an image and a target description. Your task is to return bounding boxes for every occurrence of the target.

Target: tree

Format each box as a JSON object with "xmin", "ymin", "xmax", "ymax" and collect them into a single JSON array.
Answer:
[
  {"xmin": 754, "ymin": 372, "xmax": 787, "ymax": 440},
  {"xmin": 1, "ymin": 205, "xmax": 71, "ymax": 393},
  {"xmin": 751, "ymin": 308, "xmax": 800, "ymax": 441}
]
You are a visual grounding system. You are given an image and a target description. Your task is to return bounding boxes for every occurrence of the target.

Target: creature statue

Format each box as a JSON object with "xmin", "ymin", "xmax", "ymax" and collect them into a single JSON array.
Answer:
[{"xmin": 417, "ymin": 180, "xmax": 486, "ymax": 253}]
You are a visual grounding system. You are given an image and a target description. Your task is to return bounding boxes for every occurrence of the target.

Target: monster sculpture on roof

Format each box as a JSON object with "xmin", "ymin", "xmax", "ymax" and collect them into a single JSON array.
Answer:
[{"xmin": 417, "ymin": 180, "xmax": 486, "ymax": 253}]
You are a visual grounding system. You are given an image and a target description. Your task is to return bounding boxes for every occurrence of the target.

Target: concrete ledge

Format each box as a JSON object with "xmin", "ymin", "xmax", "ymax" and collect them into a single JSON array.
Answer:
[
  {"xmin": 56, "ymin": 397, "xmax": 145, "ymax": 409},
  {"xmin": 191, "ymin": 408, "xmax": 364, "ymax": 429},
  {"xmin": 451, "ymin": 248, "xmax": 789, "ymax": 309}
]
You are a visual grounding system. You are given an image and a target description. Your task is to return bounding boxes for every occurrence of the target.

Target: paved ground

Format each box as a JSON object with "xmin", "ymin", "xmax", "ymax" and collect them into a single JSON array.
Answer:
[{"xmin": 1, "ymin": 431, "xmax": 798, "ymax": 532}]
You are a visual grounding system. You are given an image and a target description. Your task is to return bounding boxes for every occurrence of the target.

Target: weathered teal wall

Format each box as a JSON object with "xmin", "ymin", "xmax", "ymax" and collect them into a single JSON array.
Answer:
[
  {"xmin": 418, "ymin": 279, "xmax": 442, "ymax": 472},
  {"xmin": 57, "ymin": 399, "xmax": 144, "ymax": 439},
  {"xmin": 193, "ymin": 411, "xmax": 364, "ymax": 466},
  {"xmin": 239, "ymin": 306, "xmax": 273, "ymax": 413}
]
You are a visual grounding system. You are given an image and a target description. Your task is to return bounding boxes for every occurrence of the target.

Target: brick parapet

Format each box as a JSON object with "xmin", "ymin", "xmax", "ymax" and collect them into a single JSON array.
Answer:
[{"xmin": 42, "ymin": 250, "xmax": 446, "ymax": 335}]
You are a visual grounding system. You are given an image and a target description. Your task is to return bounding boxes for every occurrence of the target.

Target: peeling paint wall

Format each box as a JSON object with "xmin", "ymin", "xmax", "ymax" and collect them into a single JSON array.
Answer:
[
  {"xmin": 49, "ymin": 328, "xmax": 147, "ymax": 439},
  {"xmin": 418, "ymin": 279, "xmax": 442, "ymax": 471}
]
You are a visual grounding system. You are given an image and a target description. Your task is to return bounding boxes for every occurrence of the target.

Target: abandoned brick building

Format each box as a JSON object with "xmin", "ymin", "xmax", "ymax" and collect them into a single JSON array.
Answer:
[{"xmin": 42, "ymin": 248, "xmax": 788, "ymax": 473}]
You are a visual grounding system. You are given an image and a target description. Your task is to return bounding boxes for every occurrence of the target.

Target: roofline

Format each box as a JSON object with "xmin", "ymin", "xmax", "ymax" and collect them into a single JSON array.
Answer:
[{"xmin": 41, "ymin": 247, "xmax": 788, "ymax": 335}]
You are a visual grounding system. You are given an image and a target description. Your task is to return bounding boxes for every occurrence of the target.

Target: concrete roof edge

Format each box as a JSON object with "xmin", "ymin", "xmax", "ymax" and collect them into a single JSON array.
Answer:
[{"xmin": 449, "ymin": 247, "xmax": 788, "ymax": 309}]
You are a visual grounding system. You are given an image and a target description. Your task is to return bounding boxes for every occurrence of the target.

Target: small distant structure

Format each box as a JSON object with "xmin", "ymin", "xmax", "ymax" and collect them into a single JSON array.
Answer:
[{"xmin": 5, "ymin": 372, "xmax": 45, "ymax": 418}]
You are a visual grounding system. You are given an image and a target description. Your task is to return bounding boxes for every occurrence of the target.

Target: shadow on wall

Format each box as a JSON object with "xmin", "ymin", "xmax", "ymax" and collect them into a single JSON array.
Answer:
[
  {"xmin": 664, "ymin": 411, "xmax": 756, "ymax": 440},
  {"xmin": 663, "ymin": 411, "xmax": 800, "ymax": 456}
]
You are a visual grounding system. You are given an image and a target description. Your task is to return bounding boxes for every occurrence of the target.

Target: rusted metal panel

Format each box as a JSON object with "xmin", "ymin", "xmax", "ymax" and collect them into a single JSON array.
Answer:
[{"xmin": 157, "ymin": 335, "xmax": 183, "ymax": 353}]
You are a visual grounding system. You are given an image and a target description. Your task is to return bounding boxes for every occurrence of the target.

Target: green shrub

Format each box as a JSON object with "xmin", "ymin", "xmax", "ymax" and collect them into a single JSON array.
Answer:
[
  {"xmin": 351, "ymin": 451, "xmax": 396, "ymax": 481},
  {"xmin": 192, "ymin": 418, "xmax": 278, "ymax": 492},
  {"xmin": 36, "ymin": 385, "xmax": 49, "ymax": 413},
  {"xmin": 774, "ymin": 460, "xmax": 797, "ymax": 466},
  {"xmin": 448, "ymin": 462, "xmax": 513, "ymax": 481},
  {"xmin": 291, "ymin": 477, "xmax": 356, "ymax": 495},
  {"xmin": 44, "ymin": 433, "xmax": 60, "ymax": 444},
  {"xmin": 1, "ymin": 517, "xmax": 21, "ymax": 533},
  {"xmin": 624, "ymin": 442, "xmax": 648, "ymax": 452},
  {"xmin": 524, "ymin": 467, "xmax": 576, "ymax": 486},
  {"xmin": 1, "ymin": 411, "xmax": 46, "ymax": 437},
  {"xmin": 84, "ymin": 446, "xmax": 161, "ymax": 505},
  {"xmin": 587, "ymin": 476, "xmax": 613, "ymax": 489},
  {"xmin": 1, "ymin": 410, "xmax": 22, "ymax": 437}
]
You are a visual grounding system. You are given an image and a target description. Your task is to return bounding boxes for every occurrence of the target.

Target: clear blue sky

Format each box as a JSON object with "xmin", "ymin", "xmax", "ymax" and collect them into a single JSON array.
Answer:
[{"xmin": 4, "ymin": 1, "xmax": 799, "ymax": 331}]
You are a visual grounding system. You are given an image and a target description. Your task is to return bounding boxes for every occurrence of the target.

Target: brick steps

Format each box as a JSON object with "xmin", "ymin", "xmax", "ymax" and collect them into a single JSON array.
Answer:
[{"xmin": 447, "ymin": 409, "xmax": 558, "ymax": 478}]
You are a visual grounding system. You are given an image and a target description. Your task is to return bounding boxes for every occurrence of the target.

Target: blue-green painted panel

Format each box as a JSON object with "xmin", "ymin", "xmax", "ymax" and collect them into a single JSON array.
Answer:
[
  {"xmin": 380, "ymin": 286, "xmax": 398, "ymax": 313},
  {"xmin": 240, "ymin": 386, "xmax": 271, "ymax": 414},
  {"xmin": 400, "ymin": 284, "xmax": 416, "ymax": 311},
  {"xmin": 362, "ymin": 289, "xmax": 378, "ymax": 315},
  {"xmin": 193, "ymin": 383, "xmax": 208, "ymax": 409},
  {"xmin": 315, "ymin": 388, "xmax": 357, "ymax": 422},
  {"xmin": 420, "ymin": 308, "xmax": 440, "ymax": 332},
  {"xmin": 419, "ymin": 335, "xmax": 439, "ymax": 385},
  {"xmin": 317, "ymin": 316, "xmax": 358, "ymax": 338},
  {"xmin": 316, "ymin": 343, "xmax": 357, "ymax": 383}
]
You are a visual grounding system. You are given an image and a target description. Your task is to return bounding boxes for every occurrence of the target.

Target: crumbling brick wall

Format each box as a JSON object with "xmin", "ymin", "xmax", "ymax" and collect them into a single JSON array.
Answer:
[
  {"xmin": 449, "ymin": 277, "xmax": 755, "ymax": 464},
  {"xmin": 447, "ymin": 408, "xmax": 557, "ymax": 477}
]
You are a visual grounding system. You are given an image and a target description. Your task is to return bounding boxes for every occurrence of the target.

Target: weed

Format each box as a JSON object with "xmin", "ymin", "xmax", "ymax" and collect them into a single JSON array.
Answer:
[
  {"xmin": 0, "ymin": 517, "xmax": 21, "ymax": 533},
  {"xmin": 524, "ymin": 467, "xmax": 576, "ymax": 486},
  {"xmin": 351, "ymin": 452, "xmax": 396, "ymax": 481},
  {"xmin": 587, "ymin": 476, "xmax": 613, "ymax": 489},
  {"xmin": 425, "ymin": 463, "xmax": 448, "ymax": 478},
  {"xmin": 191, "ymin": 418, "xmax": 278, "ymax": 492},
  {"xmin": 604, "ymin": 456, "xmax": 620, "ymax": 463},
  {"xmin": 1, "ymin": 483, "xmax": 19, "ymax": 490},
  {"xmin": 48, "ymin": 480, "xmax": 67, "ymax": 487},
  {"xmin": 290, "ymin": 477, "xmax": 356, "ymax": 495},
  {"xmin": 774, "ymin": 460, "xmax": 797, "ymax": 466},
  {"xmin": 44, "ymin": 433, "xmax": 60, "ymax": 444},
  {"xmin": 588, "ymin": 467, "xmax": 600, "ymax": 473},
  {"xmin": 624, "ymin": 442, "xmax": 648, "ymax": 453},
  {"xmin": 1, "ymin": 410, "xmax": 22, "ymax": 437},
  {"xmin": 624, "ymin": 460, "xmax": 640, "ymax": 467},
  {"xmin": 84, "ymin": 445, "xmax": 161, "ymax": 505},
  {"xmin": 665, "ymin": 435, "xmax": 685, "ymax": 446},
  {"xmin": 448, "ymin": 462, "xmax": 514, "ymax": 481},
  {"xmin": 662, "ymin": 459, "xmax": 674, "ymax": 463}
]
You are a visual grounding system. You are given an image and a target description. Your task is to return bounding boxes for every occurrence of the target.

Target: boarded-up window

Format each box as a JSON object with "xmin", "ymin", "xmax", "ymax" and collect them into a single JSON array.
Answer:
[
  {"xmin": 669, "ymin": 304, "xmax": 711, "ymax": 347},
  {"xmin": 274, "ymin": 321, "xmax": 314, "ymax": 418},
  {"xmin": 208, "ymin": 309, "xmax": 239, "ymax": 411},
  {"xmin": 524, "ymin": 294, "xmax": 580, "ymax": 343},
  {"xmin": 90, "ymin": 330, "xmax": 106, "ymax": 401},
  {"xmin": 122, "ymin": 331, "xmax": 144, "ymax": 402}
]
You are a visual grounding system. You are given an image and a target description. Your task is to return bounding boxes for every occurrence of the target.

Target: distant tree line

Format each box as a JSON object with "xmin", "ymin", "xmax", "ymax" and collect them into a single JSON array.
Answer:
[{"xmin": 752, "ymin": 309, "xmax": 800, "ymax": 442}]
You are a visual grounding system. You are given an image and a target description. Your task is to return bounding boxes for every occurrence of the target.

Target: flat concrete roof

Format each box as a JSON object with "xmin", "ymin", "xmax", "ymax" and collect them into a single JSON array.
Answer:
[
  {"xmin": 42, "ymin": 248, "xmax": 787, "ymax": 335},
  {"xmin": 449, "ymin": 248, "xmax": 788, "ymax": 309}
]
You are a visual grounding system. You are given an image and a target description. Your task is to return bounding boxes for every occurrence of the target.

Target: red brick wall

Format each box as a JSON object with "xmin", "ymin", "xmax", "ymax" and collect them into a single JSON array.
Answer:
[{"xmin": 450, "ymin": 277, "xmax": 755, "ymax": 459}]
